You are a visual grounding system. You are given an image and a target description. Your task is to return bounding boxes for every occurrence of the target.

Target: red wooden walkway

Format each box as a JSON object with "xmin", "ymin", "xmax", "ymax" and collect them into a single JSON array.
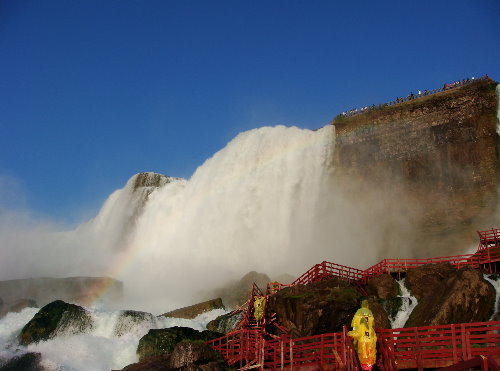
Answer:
[{"xmin": 208, "ymin": 228, "xmax": 500, "ymax": 370}]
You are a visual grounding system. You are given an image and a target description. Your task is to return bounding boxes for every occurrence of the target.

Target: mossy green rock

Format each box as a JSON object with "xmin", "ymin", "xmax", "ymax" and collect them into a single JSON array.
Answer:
[
  {"xmin": 136, "ymin": 326, "xmax": 222, "ymax": 360},
  {"xmin": 207, "ymin": 310, "xmax": 243, "ymax": 334},
  {"xmin": 114, "ymin": 310, "xmax": 155, "ymax": 337},
  {"xmin": 267, "ymin": 278, "xmax": 361, "ymax": 337},
  {"xmin": 19, "ymin": 300, "xmax": 94, "ymax": 346}
]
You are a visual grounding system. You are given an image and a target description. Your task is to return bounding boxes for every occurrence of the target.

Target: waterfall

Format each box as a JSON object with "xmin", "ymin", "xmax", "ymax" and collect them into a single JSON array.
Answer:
[
  {"xmin": 484, "ymin": 274, "xmax": 500, "ymax": 320},
  {"xmin": 389, "ymin": 279, "xmax": 418, "ymax": 329},
  {"xmin": 117, "ymin": 125, "xmax": 336, "ymax": 313}
]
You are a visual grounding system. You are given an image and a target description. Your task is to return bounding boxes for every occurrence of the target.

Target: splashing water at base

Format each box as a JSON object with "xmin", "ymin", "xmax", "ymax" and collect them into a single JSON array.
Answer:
[
  {"xmin": 484, "ymin": 274, "xmax": 500, "ymax": 319},
  {"xmin": 0, "ymin": 306, "xmax": 226, "ymax": 371},
  {"xmin": 389, "ymin": 279, "xmax": 418, "ymax": 329}
]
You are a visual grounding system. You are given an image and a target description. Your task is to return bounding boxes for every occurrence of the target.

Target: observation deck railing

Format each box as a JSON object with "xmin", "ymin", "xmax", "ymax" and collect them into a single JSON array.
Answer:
[{"xmin": 208, "ymin": 321, "xmax": 500, "ymax": 370}]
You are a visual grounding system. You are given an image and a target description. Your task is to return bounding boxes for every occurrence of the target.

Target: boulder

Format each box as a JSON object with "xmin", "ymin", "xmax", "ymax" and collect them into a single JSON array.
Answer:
[
  {"xmin": 19, "ymin": 300, "xmax": 94, "ymax": 345},
  {"xmin": 405, "ymin": 263, "xmax": 456, "ymax": 300},
  {"xmin": 206, "ymin": 310, "xmax": 243, "ymax": 334},
  {"xmin": 167, "ymin": 342, "xmax": 226, "ymax": 369},
  {"xmin": 0, "ymin": 352, "xmax": 43, "ymax": 371},
  {"xmin": 121, "ymin": 342, "xmax": 227, "ymax": 371},
  {"xmin": 366, "ymin": 297, "xmax": 390, "ymax": 329},
  {"xmin": 366, "ymin": 274, "xmax": 399, "ymax": 299},
  {"xmin": 405, "ymin": 264, "xmax": 495, "ymax": 327},
  {"xmin": 114, "ymin": 310, "xmax": 156, "ymax": 337},
  {"xmin": 120, "ymin": 354, "xmax": 171, "ymax": 371},
  {"xmin": 266, "ymin": 278, "xmax": 361, "ymax": 337},
  {"xmin": 137, "ymin": 326, "xmax": 222, "ymax": 361},
  {"xmin": 161, "ymin": 298, "xmax": 224, "ymax": 319}
]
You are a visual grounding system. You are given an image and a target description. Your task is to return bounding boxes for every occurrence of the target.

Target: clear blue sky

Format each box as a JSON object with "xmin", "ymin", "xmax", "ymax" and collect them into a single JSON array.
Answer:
[{"xmin": 1, "ymin": 0, "xmax": 499, "ymax": 223}]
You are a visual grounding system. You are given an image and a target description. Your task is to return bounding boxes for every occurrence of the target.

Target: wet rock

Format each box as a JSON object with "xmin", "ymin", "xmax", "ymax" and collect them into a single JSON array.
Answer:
[
  {"xmin": 366, "ymin": 274, "xmax": 399, "ymax": 299},
  {"xmin": 161, "ymin": 298, "xmax": 225, "ymax": 319},
  {"xmin": 137, "ymin": 326, "xmax": 222, "ymax": 360},
  {"xmin": 0, "ymin": 352, "xmax": 44, "ymax": 371},
  {"xmin": 405, "ymin": 264, "xmax": 495, "ymax": 327},
  {"xmin": 120, "ymin": 354, "xmax": 171, "ymax": 371},
  {"xmin": 121, "ymin": 342, "xmax": 227, "ymax": 371},
  {"xmin": 267, "ymin": 278, "xmax": 361, "ymax": 337},
  {"xmin": 405, "ymin": 263, "xmax": 456, "ymax": 300},
  {"xmin": 206, "ymin": 310, "xmax": 242, "ymax": 334},
  {"xmin": 167, "ymin": 342, "xmax": 226, "ymax": 369},
  {"xmin": 114, "ymin": 310, "xmax": 156, "ymax": 337},
  {"xmin": 19, "ymin": 300, "xmax": 94, "ymax": 345},
  {"xmin": 366, "ymin": 297, "xmax": 390, "ymax": 329}
]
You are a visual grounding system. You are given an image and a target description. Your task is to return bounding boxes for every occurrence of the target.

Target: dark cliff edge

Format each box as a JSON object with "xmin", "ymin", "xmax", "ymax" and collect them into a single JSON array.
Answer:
[{"xmin": 331, "ymin": 78, "xmax": 499, "ymax": 258}]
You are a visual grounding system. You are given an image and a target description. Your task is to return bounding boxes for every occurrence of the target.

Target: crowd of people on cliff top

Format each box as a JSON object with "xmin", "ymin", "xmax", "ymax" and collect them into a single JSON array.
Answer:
[{"xmin": 339, "ymin": 75, "xmax": 488, "ymax": 119}]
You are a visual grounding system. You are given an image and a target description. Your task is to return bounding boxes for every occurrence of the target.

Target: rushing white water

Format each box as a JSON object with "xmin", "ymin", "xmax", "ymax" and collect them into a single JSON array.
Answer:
[
  {"xmin": 484, "ymin": 274, "xmax": 500, "ymax": 319},
  {"xmin": 113, "ymin": 125, "xmax": 337, "ymax": 313},
  {"xmin": 389, "ymin": 279, "xmax": 418, "ymax": 329},
  {"xmin": 0, "ymin": 306, "xmax": 226, "ymax": 371}
]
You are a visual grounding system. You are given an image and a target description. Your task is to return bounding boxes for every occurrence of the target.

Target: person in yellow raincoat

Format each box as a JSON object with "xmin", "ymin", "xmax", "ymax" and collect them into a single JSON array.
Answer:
[
  {"xmin": 253, "ymin": 296, "xmax": 266, "ymax": 324},
  {"xmin": 348, "ymin": 300, "xmax": 377, "ymax": 370}
]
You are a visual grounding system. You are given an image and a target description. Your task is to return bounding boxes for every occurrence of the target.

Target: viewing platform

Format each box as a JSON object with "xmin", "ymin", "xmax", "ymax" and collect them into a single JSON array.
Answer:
[{"xmin": 208, "ymin": 228, "xmax": 500, "ymax": 370}]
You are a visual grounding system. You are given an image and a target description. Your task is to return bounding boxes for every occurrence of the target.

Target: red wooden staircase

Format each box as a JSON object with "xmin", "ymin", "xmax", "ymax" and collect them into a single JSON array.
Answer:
[{"xmin": 207, "ymin": 228, "xmax": 500, "ymax": 370}]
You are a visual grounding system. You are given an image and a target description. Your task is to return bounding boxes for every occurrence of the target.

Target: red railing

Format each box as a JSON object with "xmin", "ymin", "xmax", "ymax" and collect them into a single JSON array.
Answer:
[
  {"xmin": 292, "ymin": 260, "xmax": 365, "ymax": 286},
  {"xmin": 209, "ymin": 322, "xmax": 500, "ymax": 370},
  {"xmin": 363, "ymin": 248, "xmax": 500, "ymax": 281},
  {"xmin": 378, "ymin": 321, "xmax": 500, "ymax": 369},
  {"xmin": 478, "ymin": 228, "xmax": 500, "ymax": 250},
  {"xmin": 208, "ymin": 327, "xmax": 361, "ymax": 370},
  {"xmin": 279, "ymin": 229, "xmax": 500, "ymax": 289},
  {"xmin": 209, "ymin": 229, "xmax": 500, "ymax": 369}
]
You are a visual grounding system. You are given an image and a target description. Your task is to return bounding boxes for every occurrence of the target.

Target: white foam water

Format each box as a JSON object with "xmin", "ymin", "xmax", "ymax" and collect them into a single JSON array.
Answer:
[
  {"xmin": 390, "ymin": 278, "xmax": 418, "ymax": 329},
  {"xmin": 484, "ymin": 274, "xmax": 500, "ymax": 319},
  {"xmin": 0, "ymin": 306, "xmax": 226, "ymax": 371}
]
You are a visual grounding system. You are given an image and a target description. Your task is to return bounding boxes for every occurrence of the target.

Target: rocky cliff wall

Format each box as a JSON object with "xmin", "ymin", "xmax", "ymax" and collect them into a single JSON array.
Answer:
[
  {"xmin": 0, "ymin": 276, "xmax": 123, "ymax": 308},
  {"xmin": 331, "ymin": 79, "xmax": 499, "ymax": 258}
]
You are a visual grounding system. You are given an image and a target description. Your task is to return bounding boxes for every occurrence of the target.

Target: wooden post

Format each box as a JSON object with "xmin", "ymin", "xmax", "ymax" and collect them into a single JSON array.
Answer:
[
  {"xmin": 280, "ymin": 339, "xmax": 284, "ymax": 370},
  {"xmin": 451, "ymin": 324, "xmax": 458, "ymax": 363},
  {"xmin": 415, "ymin": 328, "xmax": 423, "ymax": 371},
  {"xmin": 460, "ymin": 323, "xmax": 467, "ymax": 361}
]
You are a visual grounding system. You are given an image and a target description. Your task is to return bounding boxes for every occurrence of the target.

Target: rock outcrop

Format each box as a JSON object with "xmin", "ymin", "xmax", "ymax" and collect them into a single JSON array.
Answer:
[
  {"xmin": 113, "ymin": 310, "xmax": 156, "ymax": 337},
  {"xmin": 136, "ymin": 326, "xmax": 222, "ymax": 361},
  {"xmin": 0, "ymin": 298, "xmax": 37, "ymax": 319},
  {"xmin": 161, "ymin": 298, "xmax": 224, "ymax": 319},
  {"xmin": 332, "ymin": 79, "xmax": 500, "ymax": 259},
  {"xmin": 0, "ymin": 276, "xmax": 122, "ymax": 310},
  {"xmin": 19, "ymin": 300, "xmax": 94, "ymax": 346},
  {"xmin": 266, "ymin": 278, "xmax": 362, "ymax": 337},
  {"xmin": 206, "ymin": 310, "xmax": 243, "ymax": 334},
  {"xmin": 0, "ymin": 352, "xmax": 44, "ymax": 371},
  {"xmin": 366, "ymin": 274, "xmax": 399, "ymax": 299},
  {"xmin": 122, "ymin": 342, "xmax": 226, "ymax": 371},
  {"xmin": 405, "ymin": 263, "xmax": 495, "ymax": 327}
]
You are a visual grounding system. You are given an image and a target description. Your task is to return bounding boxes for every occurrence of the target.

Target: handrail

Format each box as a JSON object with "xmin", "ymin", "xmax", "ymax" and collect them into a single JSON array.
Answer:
[
  {"xmin": 335, "ymin": 76, "xmax": 490, "ymax": 120},
  {"xmin": 208, "ymin": 321, "xmax": 500, "ymax": 370}
]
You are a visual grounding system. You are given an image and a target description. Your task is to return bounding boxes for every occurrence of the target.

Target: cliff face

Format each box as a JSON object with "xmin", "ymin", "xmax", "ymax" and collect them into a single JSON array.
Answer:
[
  {"xmin": 331, "ymin": 79, "xmax": 499, "ymax": 257},
  {"xmin": 0, "ymin": 276, "xmax": 123, "ymax": 309}
]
